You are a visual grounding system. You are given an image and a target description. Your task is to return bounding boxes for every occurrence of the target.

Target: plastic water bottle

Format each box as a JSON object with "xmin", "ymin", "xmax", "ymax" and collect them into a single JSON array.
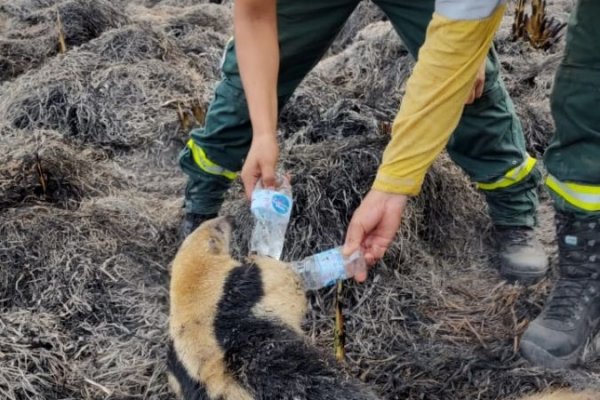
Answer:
[
  {"xmin": 249, "ymin": 176, "xmax": 293, "ymax": 260},
  {"xmin": 291, "ymin": 247, "xmax": 367, "ymax": 290}
]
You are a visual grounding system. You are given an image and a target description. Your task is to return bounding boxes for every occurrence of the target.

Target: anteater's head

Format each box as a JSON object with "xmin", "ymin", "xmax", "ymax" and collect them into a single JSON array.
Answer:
[{"xmin": 184, "ymin": 215, "xmax": 235, "ymax": 257}]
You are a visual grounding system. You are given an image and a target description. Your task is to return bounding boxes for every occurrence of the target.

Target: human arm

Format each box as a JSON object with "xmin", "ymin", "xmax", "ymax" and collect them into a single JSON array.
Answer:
[
  {"xmin": 234, "ymin": 0, "xmax": 280, "ymax": 195},
  {"xmin": 373, "ymin": 1, "xmax": 506, "ymax": 195},
  {"xmin": 344, "ymin": 1, "xmax": 506, "ymax": 271}
]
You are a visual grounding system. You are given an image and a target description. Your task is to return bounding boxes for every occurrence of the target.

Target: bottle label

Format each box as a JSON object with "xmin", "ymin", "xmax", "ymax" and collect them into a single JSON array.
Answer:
[
  {"xmin": 251, "ymin": 190, "xmax": 292, "ymax": 220},
  {"xmin": 314, "ymin": 248, "xmax": 346, "ymax": 287},
  {"xmin": 272, "ymin": 193, "xmax": 291, "ymax": 215}
]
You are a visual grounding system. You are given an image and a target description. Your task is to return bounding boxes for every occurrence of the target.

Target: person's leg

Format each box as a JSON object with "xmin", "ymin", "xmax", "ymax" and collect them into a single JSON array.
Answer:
[
  {"xmin": 449, "ymin": 66, "xmax": 547, "ymax": 283},
  {"xmin": 520, "ymin": 0, "xmax": 600, "ymax": 368},
  {"xmin": 374, "ymin": 0, "xmax": 546, "ymax": 282},
  {"xmin": 179, "ymin": 0, "xmax": 360, "ymax": 236}
]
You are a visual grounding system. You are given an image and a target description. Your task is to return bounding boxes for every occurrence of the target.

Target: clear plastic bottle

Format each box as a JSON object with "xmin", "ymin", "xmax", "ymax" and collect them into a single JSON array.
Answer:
[
  {"xmin": 249, "ymin": 176, "xmax": 293, "ymax": 260},
  {"xmin": 291, "ymin": 247, "xmax": 367, "ymax": 290}
]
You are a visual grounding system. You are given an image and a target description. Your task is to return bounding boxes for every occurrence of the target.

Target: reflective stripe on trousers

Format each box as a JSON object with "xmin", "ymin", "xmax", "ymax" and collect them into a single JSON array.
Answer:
[
  {"xmin": 546, "ymin": 175, "xmax": 600, "ymax": 212},
  {"xmin": 186, "ymin": 139, "xmax": 237, "ymax": 180},
  {"xmin": 477, "ymin": 154, "xmax": 537, "ymax": 191}
]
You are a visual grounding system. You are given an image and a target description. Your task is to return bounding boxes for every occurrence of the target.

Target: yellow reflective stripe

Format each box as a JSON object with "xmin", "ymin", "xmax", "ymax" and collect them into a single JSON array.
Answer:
[
  {"xmin": 546, "ymin": 175, "xmax": 600, "ymax": 212},
  {"xmin": 477, "ymin": 155, "xmax": 537, "ymax": 191},
  {"xmin": 187, "ymin": 140, "xmax": 237, "ymax": 180},
  {"xmin": 220, "ymin": 36, "xmax": 234, "ymax": 69}
]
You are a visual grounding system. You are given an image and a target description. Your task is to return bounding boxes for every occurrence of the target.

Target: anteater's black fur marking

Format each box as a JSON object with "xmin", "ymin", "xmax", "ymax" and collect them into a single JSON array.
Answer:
[
  {"xmin": 167, "ymin": 342, "xmax": 213, "ymax": 400},
  {"xmin": 214, "ymin": 264, "xmax": 379, "ymax": 400}
]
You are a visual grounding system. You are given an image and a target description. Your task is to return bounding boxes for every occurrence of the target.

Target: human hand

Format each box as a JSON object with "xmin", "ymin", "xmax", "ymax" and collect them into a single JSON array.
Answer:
[
  {"xmin": 343, "ymin": 189, "xmax": 408, "ymax": 282},
  {"xmin": 465, "ymin": 60, "xmax": 486, "ymax": 105},
  {"xmin": 241, "ymin": 135, "xmax": 279, "ymax": 199}
]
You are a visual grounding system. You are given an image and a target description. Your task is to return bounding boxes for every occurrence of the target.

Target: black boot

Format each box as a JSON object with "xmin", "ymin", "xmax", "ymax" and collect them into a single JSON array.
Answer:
[
  {"xmin": 520, "ymin": 212, "xmax": 600, "ymax": 368},
  {"xmin": 180, "ymin": 212, "xmax": 217, "ymax": 239},
  {"xmin": 494, "ymin": 226, "xmax": 549, "ymax": 284}
]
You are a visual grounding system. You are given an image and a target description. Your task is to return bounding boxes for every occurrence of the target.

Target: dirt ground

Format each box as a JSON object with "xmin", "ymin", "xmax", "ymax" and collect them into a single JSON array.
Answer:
[{"xmin": 1, "ymin": 0, "xmax": 599, "ymax": 399}]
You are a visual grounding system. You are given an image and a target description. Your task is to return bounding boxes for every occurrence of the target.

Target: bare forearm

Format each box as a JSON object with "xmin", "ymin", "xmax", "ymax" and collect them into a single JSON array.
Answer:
[{"xmin": 234, "ymin": 0, "xmax": 279, "ymax": 139}]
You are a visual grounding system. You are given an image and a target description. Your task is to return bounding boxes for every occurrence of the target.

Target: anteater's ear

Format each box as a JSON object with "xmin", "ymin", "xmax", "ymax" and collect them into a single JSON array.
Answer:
[
  {"xmin": 202, "ymin": 216, "xmax": 234, "ymax": 255},
  {"xmin": 207, "ymin": 237, "xmax": 220, "ymax": 254}
]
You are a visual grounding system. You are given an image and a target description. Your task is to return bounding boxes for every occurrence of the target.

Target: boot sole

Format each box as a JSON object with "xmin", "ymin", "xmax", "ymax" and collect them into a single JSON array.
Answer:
[
  {"xmin": 520, "ymin": 339, "xmax": 582, "ymax": 369},
  {"xmin": 500, "ymin": 269, "xmax": 546, "ymax": 285},
  {"xmin": 520, "ymin": 317, "xmax": 600, "ymax": 369}
]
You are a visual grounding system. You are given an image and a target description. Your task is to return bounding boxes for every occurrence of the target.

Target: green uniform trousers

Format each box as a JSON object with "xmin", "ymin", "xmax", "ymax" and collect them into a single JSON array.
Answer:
[
  {"xmin": 180, "ymin": 0, "xmax": 541, "ymax": 227},
  {"xmin": 545, "ymin": 0, "xmax": 600, "ymax": 217}
]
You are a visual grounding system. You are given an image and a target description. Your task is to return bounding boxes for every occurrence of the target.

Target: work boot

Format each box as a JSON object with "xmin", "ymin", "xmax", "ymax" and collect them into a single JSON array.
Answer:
[
  {"xmin": 180, "ymin": 212, "xmax": 217, "ymax": 239},
  {"xmin": 494, "ymin": 226, "xmax": 549, "ymax": 283},
  {"xmin": 520, "ymin": 212, "xmax": 600, "ymax": 369}
]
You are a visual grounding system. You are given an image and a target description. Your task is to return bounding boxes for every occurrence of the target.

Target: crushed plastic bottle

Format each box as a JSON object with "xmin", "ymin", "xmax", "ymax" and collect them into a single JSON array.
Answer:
[
  {"xmin": 291, "ymin": 247, "xmax": 367, "ymax": 290},
  {"xmin": 249, "ymin": 175, "xmax": 293, "ymax": 260}
]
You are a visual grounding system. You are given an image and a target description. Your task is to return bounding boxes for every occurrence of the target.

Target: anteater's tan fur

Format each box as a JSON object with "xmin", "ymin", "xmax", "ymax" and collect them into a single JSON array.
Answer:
[
  {"xmin": 520, "ymin": 390, "xmax": 599, "ymax": 400},
  {"xmin": 169, "ymin": 217, "xmax": 252, "ymax": 400},
  {"xmin": 169, "ymin": 220, "xmax": 599, "ymax": 400},
  {"xmin": 168, "ymin": 217, "xmax": 306, "ymax": 399}
]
